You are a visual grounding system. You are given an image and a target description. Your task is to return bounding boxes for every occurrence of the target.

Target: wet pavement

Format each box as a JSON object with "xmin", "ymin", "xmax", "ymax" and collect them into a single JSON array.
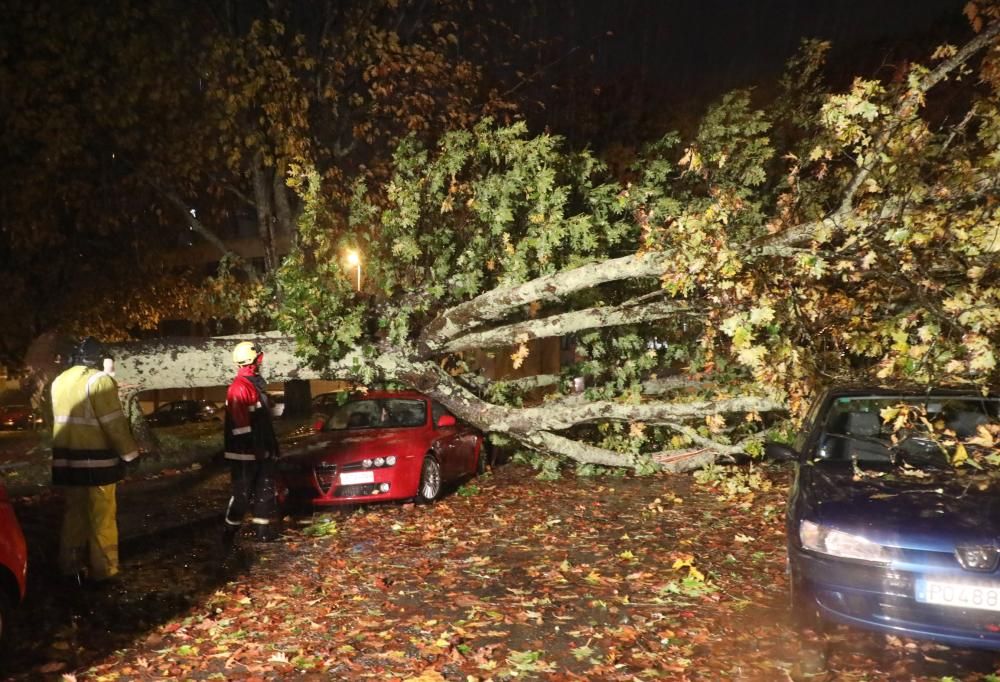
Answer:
[{"xmin": 2, "ymin": 463, "xmax": 1000, "ymax": 679}]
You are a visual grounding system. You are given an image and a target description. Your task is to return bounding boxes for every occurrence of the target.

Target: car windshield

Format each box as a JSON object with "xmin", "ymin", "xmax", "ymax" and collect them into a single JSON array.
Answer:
[
  {"xmin": 813, "ymin": 394, "xmax": 1000, "ymax": 471},
  {"xmin": 324, "ymin": 398, "xmax": 426, "ymax": 430}
]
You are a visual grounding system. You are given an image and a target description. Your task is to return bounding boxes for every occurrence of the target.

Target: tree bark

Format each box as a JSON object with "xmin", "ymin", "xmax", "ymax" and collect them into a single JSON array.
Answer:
[
  {"xmin": 250, "ymin": 151, "xmax": 278, "ymax": 273},
  {"xmin": 442, "ymin": 300, "xmax": 693, "ymax": 354},
  {"xmin": 37, "ymin": 333, "xmax": 784, "ymax": 473},
  {"xmin": 418, "ymin": 252, "xmax": 673, "ymax": 353}
]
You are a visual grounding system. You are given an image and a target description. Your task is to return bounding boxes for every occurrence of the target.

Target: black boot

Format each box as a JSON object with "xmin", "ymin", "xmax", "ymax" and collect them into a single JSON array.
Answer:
[{"xmin": 221, "ymin": 525, "xmax": 240, "ymax": 554}]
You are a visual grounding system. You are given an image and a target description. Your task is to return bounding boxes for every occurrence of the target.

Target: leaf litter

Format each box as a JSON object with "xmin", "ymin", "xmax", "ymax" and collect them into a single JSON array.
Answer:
[{"xmin": 3, "ymin": 463, "xmax": 1000, "ymax": 680}]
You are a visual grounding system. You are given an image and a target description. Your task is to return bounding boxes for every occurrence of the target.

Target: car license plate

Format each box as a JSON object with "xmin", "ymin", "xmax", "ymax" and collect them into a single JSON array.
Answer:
[
  {"xmin": 915, "ymin": 578, "xmax": 1000, "ymax": 611},
  {"xmin": 340, "ymin": 470, "xmax": 374, "ymax": 485}
]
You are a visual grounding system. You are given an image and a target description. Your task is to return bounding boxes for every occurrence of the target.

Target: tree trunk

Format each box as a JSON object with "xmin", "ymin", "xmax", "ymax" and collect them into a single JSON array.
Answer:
[{"xmin": 22, "ymin": 332, "xmax": 782, "ymax": 473}]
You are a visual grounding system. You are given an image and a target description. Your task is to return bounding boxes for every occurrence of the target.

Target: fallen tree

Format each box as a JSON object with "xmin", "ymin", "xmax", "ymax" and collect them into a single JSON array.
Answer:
[{"xmin": 23, "ymin": 8, "xmax": 1000, "ymax": 474}]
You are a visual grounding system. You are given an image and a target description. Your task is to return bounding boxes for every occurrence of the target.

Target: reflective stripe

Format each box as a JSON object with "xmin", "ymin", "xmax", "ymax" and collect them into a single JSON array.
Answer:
[
  {"xmin": 52, "ymin": 457, "xmax": 120, "ymax": 469},
  {"xmin": 251, "ymin": 517, "xmax": 273, "ymax": 525},
  {"xmin": 231, "ymin": 426, "xmax": 251, "ymax": 435},
  {"xmin": 84, "ymin": 371, "xmax": 111, "ymax": 419},
  {"xmin": 224, "ymin": 452, "xmax": 256, "ymax": 461},
  {"xmin": 98, "ymin": 410, "xmax": 124, "ymax": 424},
  {"xmin": 55, "ymin": 415, "xmax": 100, "ymax": 426},
  {"xmin": 224, "ymin": 496, "xmax": 241, "ymax": 525}
]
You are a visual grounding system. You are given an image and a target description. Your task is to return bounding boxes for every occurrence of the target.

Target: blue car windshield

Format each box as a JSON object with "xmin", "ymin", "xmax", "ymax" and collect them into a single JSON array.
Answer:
[
  {"xmin": 324, "ymin": 399, "xmax": 426, "ymax": 430},
  {"xmin": 814, "ymin": 395, "xmax": 1000, "ymax": 470}
]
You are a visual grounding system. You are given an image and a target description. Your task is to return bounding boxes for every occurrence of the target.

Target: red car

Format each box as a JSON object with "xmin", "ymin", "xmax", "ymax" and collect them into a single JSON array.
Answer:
[
  {"xmin": 277, "ymin": 391, "xmax": 486, "ymax": 507},
  {"xmin": 0, "ymin": 482, "xmax": 27, "ymax": 649},
  {"xmin": 0, "ymin": 404, "xmax": 42, "ymax": 430}
]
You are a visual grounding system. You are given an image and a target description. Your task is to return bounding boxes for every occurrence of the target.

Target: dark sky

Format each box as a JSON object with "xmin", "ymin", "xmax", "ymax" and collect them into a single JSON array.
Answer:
[
  {"xmin": 516, "ymin": 0, "xmax": 971, "ymax": 141},
  {"xmin": 565, "ymin": 0, "xmax": 968, "ymax": 89}
]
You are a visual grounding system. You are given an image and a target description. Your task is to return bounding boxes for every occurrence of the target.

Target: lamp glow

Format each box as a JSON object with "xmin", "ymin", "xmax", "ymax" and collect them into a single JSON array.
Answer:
[{"xmin": 346, "ymin": 250, "xmax": 361, "ymax": 291}]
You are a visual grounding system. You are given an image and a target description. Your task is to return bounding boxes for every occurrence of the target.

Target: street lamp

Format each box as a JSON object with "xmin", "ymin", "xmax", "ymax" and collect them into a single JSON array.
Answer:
[{"xmin": 346, "ymin": 249, "xmax": 361, "ymax": 291}]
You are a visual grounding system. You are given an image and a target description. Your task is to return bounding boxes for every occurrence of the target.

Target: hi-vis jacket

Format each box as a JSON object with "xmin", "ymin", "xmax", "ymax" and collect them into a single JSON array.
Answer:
[
  {"xmin": 51, "ymin": 366, "xmax": 139, "ymax": 486},
  {"xmin": 223, "ymin": 367, "xmax": 279, "ymax": 462}
]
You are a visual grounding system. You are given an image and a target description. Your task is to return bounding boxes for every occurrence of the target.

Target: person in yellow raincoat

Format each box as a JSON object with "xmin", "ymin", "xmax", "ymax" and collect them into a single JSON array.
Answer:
[{"xmin": 50, "ymin": 337, "xmax": 139, "ymax": 585}]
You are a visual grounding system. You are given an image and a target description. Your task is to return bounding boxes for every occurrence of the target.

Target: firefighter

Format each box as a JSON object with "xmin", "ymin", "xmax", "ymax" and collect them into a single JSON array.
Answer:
[
  {"xmin": 222, "ymin": 341, "xmax": 281, "ymax": 546},
  {"xmin": 51, "ymin": 337, "xmax": 140, "ymax": 585}
]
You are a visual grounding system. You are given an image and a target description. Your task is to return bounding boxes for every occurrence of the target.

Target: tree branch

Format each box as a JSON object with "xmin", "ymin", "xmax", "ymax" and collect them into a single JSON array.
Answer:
[
  {"xmin": 440, "ymin": 299, "xmax": 693, "ymax": 354},
  {"xmin": 153, "ymin": 182, "xmax": 259, "ymax": 282},
  {"xmin": 763, "ymin": 21, "xmax": 1000, "ymax": 251},
  {"xmin": 523, "ymin": 431, "xmax": 635, "ymax": 467},
  {"xmin": 222, "ymin": 182, "xmax": 257, "ymax": 208},
  {"xmin": 838, "ymin": 20, "xmax": 1000, "ymax": 216},
  {"xmin": 485, "ymin": 395, "xmax": 785, "ymax": 433},
  {"xmin": 419, "ymin": 251, "xmax": 673, "ymax": 351}
]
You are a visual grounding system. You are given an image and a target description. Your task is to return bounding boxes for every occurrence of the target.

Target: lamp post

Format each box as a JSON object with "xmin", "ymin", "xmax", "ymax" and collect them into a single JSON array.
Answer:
[{"xmin": 346, "ymin": 250, "xmax": 361, "ymax": 291}]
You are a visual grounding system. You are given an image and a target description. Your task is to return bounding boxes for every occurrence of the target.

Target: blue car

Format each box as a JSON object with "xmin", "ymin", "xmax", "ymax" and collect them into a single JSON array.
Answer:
[{"xmin": 768, "ymin": 387, "xmax": 1000, "ymax": 650}]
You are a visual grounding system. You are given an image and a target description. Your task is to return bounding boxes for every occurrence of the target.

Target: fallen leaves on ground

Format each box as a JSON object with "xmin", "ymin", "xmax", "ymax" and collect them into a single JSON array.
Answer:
[{"xmin": 6, "ymin": 464, "xmax": 1000, "ymax": 680}]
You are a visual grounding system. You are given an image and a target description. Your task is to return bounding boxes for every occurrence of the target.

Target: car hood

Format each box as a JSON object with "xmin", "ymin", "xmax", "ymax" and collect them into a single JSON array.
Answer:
[
  {"xmin": 806, "ymin": 465, "xmax": 1000, "ymax": 550},
  {"xmin": 280, "ymin": 428, "xmax": 422, "ymax": 463}
]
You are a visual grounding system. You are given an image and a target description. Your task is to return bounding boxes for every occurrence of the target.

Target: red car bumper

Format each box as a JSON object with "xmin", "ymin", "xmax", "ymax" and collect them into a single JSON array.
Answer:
[
  {"xmin": 0, "ymin": 488, "xmax": 28, "ymax": 601},
  {"xmin": 279, "ymin": 455, "xmax": 423, "ymax": 507}
]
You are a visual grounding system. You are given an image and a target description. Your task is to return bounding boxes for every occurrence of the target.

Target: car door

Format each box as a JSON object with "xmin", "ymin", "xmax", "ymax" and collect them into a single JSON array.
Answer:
[
  {"xmin": 450, "ymin": 420, "xmax": 481, "ymax": 475},
  {"xmin": 431, "ymin": 401, "xmax": 463, "ymax": 480}
]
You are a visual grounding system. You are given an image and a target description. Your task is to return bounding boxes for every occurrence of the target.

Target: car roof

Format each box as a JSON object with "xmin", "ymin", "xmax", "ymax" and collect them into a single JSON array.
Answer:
[
  {"xmin": 347, "ymin": 390, "xmax": 426, "ymax": 401},
  {"xmin": 819, "ymin": 384, "xmax": 999, "ymax": 400}
]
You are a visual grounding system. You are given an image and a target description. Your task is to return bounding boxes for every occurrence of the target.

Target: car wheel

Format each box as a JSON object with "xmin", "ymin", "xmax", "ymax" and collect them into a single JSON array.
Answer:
[{"xmin": 417, "ymin": 455, "xmax": 441, "ymax": 503}]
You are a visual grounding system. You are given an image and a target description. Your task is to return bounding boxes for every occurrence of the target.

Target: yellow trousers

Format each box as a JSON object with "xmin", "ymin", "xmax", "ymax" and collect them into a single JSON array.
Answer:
[{"xmin": 59, "ymin": 484, "xmax": 119, "ymax": 581}]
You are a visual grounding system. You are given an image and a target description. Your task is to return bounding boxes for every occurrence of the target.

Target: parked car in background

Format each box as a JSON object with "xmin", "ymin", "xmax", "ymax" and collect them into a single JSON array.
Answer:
[
  {"xmin": 0, "ymin": 481, "xmax": 27, "ymax": 650},
  {"xmin": 278, "ymin": 390, "xmax": 486, "ymax": 508},
  {"xmin": 768, "ymin": 386, "xmax": 1000, "ymax": 649},
  {"xmin": 146, "ymin": 400, "xmax": 222, "ymax": 427},
  {"xmin": 0, "ymin": 405, "xmax": 42, "ymax": 431}
]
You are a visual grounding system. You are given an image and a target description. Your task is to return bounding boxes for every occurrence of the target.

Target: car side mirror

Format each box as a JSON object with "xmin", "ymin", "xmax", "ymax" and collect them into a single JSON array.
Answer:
[
  {"xmin": 764, "ymin": 442, "xmax": 798, "ymax": 462},
  {"xmin": 436, "ymin": 415, "xmax": 456, "ymax": 428}
]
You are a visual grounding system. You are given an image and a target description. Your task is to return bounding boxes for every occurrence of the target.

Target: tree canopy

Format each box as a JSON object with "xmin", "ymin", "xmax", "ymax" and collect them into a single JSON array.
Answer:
[
  {"xmin": 10, "ymin": 1, "xmax": 1000, "ymax": 473},
  {"xmin": 0, "ymin": 0, "xmax": 530, "ymax": 364}
]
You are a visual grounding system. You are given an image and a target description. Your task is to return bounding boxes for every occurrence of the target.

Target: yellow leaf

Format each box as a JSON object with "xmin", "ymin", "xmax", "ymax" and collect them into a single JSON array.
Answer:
[
  {"xmin": 671, "ymin": 554, "xmax": 694, "ymax": 570},
  {"xmin": 510, "ymin": 343, "xmax": 529, "ymax": 370},
  {"xmin": 969, "ymin": 425, "xmax": 995, "ymax": 448},
  {"xmin": 953, "ymin": 442, "xmax": 968, "ymax": 466}
]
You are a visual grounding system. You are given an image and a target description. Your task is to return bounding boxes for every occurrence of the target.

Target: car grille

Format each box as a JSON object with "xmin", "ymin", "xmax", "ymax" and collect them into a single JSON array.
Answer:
[
  {"xmin": 335, "ymin": 484, "xmax": 379, "ymax": 498},
  {"xmin": 313, "ymin": 464, "xmax": 338, "ymax": 495}
]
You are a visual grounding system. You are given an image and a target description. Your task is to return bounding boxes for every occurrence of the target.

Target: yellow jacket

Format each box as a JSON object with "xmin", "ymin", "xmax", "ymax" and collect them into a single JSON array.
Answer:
[{"xmin": 51, "ymin": 366, "xmax": 138, "ymax": 486}]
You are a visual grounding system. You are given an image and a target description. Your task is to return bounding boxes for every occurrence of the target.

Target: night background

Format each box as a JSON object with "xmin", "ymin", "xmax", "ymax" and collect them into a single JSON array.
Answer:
[
  {"xmin": 0, "ymin": 0, "xmax": 974, "ymax": 368},
  {"xmin": 1, "ymin": 0, "xmax": 1000, "ymax": 679}
]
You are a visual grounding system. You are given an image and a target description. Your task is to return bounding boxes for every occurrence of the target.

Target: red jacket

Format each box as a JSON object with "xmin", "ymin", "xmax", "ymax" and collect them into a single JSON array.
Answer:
[{"xmin": 223, "ymin": 366, "xmax": 279, "ymax": 462}]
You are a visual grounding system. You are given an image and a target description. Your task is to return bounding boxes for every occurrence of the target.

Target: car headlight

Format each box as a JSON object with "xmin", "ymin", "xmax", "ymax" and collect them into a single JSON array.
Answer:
[
  {"xmin": 385, "ymin": 455, "xmax": 397, "ymax": 466},
  {"xmin": 362, "ymin": 458, "xmax": 373, "ymax": 468},
  {"xmin": 799, "ymin": 520, "xmax": 892, "ymax": 564},
  {"xmin": 374, "ymin": 457, "xmax": 385, "ymax": 467}
]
